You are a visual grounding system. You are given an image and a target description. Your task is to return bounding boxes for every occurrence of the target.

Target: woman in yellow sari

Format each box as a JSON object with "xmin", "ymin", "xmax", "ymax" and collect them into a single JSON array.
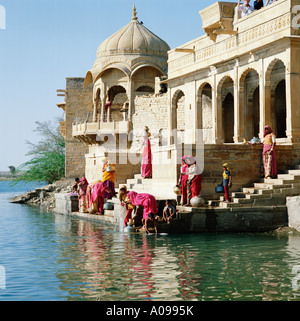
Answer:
[{"xmin": 102, "ymin": 157, "xmax": 116, "ymax": 199}]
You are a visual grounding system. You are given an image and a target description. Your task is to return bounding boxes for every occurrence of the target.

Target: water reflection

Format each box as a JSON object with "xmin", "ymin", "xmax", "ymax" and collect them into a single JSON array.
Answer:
[
  {"xmin": 53, "ymin": 218, "xmax": 300, "ymax": 301},
  {"xmin": 2, "ymin": 194, "xmax": 300, "ymax": 301}
]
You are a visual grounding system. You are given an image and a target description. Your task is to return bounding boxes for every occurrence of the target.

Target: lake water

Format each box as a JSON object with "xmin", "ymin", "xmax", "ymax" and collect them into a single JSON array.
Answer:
[{"xmin": 1, "ymin": 180, "xmax": 300, "ymax": 301}]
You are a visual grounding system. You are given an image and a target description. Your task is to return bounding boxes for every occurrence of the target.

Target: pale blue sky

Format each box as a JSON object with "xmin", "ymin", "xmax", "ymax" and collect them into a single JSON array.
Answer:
[{"xmin": 0, "ymin": 0, "xmax": 236, "ymax": 171}]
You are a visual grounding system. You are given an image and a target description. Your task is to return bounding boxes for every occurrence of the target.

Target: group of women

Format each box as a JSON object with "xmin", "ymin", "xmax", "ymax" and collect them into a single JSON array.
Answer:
[
  {"xmin": 76, "ymin": 157, "xmax": 116, "ymax": 215},
  {"xmin": 74, "ymin": 124, "xmax": 277, "ymax": 232},
  {"xmin": 177, "ymin": 155, "xmax": 202, "ymax": 206}
]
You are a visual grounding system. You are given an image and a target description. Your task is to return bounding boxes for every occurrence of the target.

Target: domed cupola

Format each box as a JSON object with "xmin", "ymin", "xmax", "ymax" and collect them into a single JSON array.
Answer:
[
  {"xmin": 85, "ymin": 5, "xmax": 170, "ymax": 86},
  {"xmin": 97, "ymin": 6, "xmax": 170, "ymax": 60}
]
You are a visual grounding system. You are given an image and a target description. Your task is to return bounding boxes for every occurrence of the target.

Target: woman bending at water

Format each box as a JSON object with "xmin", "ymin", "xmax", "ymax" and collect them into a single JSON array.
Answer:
[
  {"xmin": 119, "ymin": 185, "xmax": 136, "ymax": 227},
  {"xmin": 127, "ymin": 191, "xmax": 158, "ymax": 229}
]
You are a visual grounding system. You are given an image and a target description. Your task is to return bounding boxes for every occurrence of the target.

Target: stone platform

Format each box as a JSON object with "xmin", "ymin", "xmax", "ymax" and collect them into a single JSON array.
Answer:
[{"xmin": 53, "ymin": 192, "xmax": 288, "ymax": 233}]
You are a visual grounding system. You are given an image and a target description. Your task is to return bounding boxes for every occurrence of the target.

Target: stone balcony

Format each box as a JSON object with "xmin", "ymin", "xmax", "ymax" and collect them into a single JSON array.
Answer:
[{"xmin": 72, "ymin": 120, "xmax": 132, "ymax": 144}]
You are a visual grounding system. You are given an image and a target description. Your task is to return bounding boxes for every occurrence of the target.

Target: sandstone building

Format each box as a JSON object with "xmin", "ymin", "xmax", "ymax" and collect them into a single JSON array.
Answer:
[{"xmin": 57, "ymin": 0, "xmax": 300, "ymax": 201}]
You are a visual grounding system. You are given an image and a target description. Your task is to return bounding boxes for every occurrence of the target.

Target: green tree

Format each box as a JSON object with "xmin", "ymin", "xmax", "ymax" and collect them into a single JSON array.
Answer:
[
  {"xmin": 15, "ymin": 120, "xmax": 65, "ymax": 184},
  {"xmin": 8, "ymin": 166, "xmax": 16, "ymax": 175}
]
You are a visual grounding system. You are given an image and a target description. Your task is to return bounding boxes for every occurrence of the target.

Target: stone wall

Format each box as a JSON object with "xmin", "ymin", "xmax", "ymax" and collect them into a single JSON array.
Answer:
[
  {"xmin": 64, "ymin": 78, "xmax": 93, "ymax": 179},
  {"xmin": 196, "ymin": 143, "xmax": 300, "ymax": 199},
  {"xmin": 132, "ymin": 93, "xmax": 168, "ymax": 134}
]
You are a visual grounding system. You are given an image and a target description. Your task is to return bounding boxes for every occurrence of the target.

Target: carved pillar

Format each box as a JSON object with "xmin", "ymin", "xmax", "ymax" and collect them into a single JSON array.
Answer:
[
  {"xmin": 259, "ymin": 57, "xmax": 266, "ymax": 141},
  {"xmin": 93, "ymin": 99, "xmax": 98, "ymax": 122},
  {"xmin": 234, "ymin": 59, "xmax": 242, "ymax": 143},
  {"xmin": 128, "ymin": 79, "xmax": 134, "ymax": 121},
  {"xmin": 285, "ymin": 39, "xmax": 300, "ymax": 142},
  {"xmin": 212, "ymin": 67, "xmax": 223, "ymax": 144},
  {"xmin": 260, "ymin": 56, "xmax": 273, "ymax": 138},
  {"xmin": 100, "ymin": 96, "xmax": 105, "ymax": 122}
]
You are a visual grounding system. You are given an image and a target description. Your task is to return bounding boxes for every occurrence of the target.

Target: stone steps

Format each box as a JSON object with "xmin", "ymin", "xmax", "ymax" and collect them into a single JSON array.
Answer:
[{"xmin": 210, "ymin": 164, "xmax": 300, "ymax": 209}]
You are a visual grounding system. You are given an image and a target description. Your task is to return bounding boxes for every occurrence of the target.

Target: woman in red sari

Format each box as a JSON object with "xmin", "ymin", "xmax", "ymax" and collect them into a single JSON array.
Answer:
[
  {"xmin": 262, "ymin": 125, "xmax": 277, "ymax": 178},
  {"xmin": 177, "ymin": 156, "xmax": 189, "ymax": 205},
  {"xmin": 91, "ymin": 182, "xmax": 111, "ymax": 215},
  {"xmin": 141, "ymin": 126, "xmax": 152, "ymax": 178},
  {"xmin": 185, "ymin": 156, "xmax": 202, "ymax": 206}
]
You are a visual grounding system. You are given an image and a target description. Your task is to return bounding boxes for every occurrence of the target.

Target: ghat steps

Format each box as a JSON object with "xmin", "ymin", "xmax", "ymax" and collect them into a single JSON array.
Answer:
[
  {"xmin": 208, "ymin": 165, "xmax": 300, "ymax": 209},
  {"xmin": 117, "ymin": 174, "xmax": 175, "ymax": 200}
]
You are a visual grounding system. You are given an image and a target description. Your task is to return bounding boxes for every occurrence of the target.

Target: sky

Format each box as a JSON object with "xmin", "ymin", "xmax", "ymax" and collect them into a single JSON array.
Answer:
[{"xmin": 0, "ymin": 0, "xmax": 236, "ymax": 171}]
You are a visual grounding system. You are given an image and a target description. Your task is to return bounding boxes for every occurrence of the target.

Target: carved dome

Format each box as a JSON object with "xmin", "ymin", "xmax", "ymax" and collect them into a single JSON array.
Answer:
[
  {"xmin": 95, "ymin": 6, "xmax": 170, "ymax": 63},
  {"xmin": 85, "ymin": 6, "xmax": 170, "ymax": 87}
]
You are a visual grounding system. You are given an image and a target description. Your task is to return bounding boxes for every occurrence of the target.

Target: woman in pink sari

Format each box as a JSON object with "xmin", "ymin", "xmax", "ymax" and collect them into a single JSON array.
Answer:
[
  {"xmin": 78, "ymin": 177, "xmax": 89, "ymax": 213},
  {"xmin": 127, "ymin": 191, "xmax": 158, "ymax": 227},
  {"xmin": 262, "ymin": 125, "xmax": 277, "ymax": 178},
  {"xmin": 141, "ymin": 126, "xmax": 152, "ymax": 178},
  {"xmin": 91, "ymin": 182, "xmax": 112, "ymax": 214}
]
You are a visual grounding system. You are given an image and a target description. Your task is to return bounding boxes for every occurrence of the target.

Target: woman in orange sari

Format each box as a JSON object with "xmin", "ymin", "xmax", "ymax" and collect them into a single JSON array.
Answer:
[
  {"xmin": 102, "ymin": 157, "xmax": 116, "ymax": 199},
  {"xmin": 262, "ymin": 125, "xmax": 277, "ymax": 178}
]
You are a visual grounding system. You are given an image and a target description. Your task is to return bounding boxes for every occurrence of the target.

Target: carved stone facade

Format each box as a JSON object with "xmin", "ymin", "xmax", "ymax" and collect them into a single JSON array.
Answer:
[{"xmin": 58, "ymin": 0, "xmax": 300, "ymax": 200}]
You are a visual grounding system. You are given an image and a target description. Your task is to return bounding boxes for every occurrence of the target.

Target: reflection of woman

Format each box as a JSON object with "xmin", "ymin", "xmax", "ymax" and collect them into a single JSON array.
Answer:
[
  {"xmin": 119, "ymin": 185, "xmax": 136, "ymax": 227},
  {"xmin": 185, "ymin": 156, "xmax": 202, "ymax": 206},
  {"xmin": 141, "ymin": 126, "xmax": 152, "ymax": 178},
  {"xmin": 78, "ymin": 177, "xmax": 89, "ymax": 213},
  {"xmin": 262, "ymin": 125, "xmax": 277, "ymax": 178},
  {"xmin": 102, "ymin": 157, "xmax": 116, "ymax": 199},
  {"xmin": 91, "ymin": 182, "xmax": 111, "ymax": 214}
]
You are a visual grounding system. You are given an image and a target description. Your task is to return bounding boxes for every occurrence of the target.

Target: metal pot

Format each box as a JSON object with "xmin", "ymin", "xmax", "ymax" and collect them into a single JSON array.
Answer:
[
  {"xmin": 173, "ymin": 185, "xmax": 181, "ymax": 195},
  {"xmin": 106, "ymin": 165, "xmax": 114, "ymax": 172},
  {"xmin": 103, "ymin": 202, "xmax": 114, "ymax": 210}
]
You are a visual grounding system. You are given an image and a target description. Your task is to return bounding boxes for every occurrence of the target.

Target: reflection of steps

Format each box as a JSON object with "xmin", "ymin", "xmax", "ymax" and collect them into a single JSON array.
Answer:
[{"xmin": 208, "ymin": 166, "xmax": 300, "ymax": 209}]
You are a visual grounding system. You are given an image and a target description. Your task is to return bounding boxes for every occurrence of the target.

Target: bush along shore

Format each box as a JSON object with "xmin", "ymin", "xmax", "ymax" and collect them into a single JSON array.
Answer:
[{"xmin": 10, "ymin": 179, "xmax": 73, "ymax": 212}]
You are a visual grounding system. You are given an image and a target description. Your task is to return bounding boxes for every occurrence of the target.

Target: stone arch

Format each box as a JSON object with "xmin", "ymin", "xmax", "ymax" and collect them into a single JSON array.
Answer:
[
  {"xmin": 132, "ymin": 66, "xmax": 162, "ymax": 98},
  {"xmin": 171, "ymin": 89, "xmax": 185, "ymax": 144},
  {"xmin": 265, "ymin": 59, "xmax": 286, "ymax": 138},
  {"xmin": 217, "ymin": 75, "xmax": 234, "ymax": 143},
  {"xmin": 197, "ymin": 82, "xmax": 213, "ymax": 143},
  {"xmin": 106, "ymin": 85, "xmax": 128, "ymax": 122},
  {"xmin": 131, "ymin": 63, "xmax": 164, "ymax": 78},
  {"xmin": 239, "ymin": 68, "xmax": 260, "ymax": 140}
]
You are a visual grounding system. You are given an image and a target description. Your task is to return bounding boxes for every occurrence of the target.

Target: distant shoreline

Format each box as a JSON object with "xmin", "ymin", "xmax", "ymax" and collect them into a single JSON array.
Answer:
[{"xmin": 0, "ymin": 171, "xmax": 22, "ymax": 181}]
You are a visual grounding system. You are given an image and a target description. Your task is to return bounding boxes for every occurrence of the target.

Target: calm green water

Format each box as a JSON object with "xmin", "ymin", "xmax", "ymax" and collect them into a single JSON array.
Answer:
[{"xmin": 1, "ymin": 181, "xmax": 300, "ymax": 301}]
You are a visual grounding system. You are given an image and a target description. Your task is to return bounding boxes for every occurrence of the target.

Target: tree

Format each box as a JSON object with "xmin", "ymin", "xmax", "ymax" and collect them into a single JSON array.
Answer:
[
  {"xmin": 15, "ymin": 120, "xmax": 65, "ymax": 184},
  {"xmin": 8, "ymin": 166, "xmax": 16, "ymax": 174}
]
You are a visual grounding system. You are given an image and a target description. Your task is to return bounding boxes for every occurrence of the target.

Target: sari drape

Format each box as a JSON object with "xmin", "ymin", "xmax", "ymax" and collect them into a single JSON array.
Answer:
[
  {"xmin": 91, "ymin": 182, "xmax": 110, "ymax": 214},
  {"xmin": 141, "ymin": 137, "xmax": 152, "ymax": 178},
  {"xmin": 262, "ymin": 126, "xmax": 277, "ymax": 178},
  {"xmin": 127, "ymin": 191, "xmax": 158, "ymax": 220}
]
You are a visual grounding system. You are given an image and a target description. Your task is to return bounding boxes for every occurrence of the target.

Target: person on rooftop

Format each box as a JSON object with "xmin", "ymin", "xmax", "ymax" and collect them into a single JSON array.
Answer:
[
  {"xmin": 237, "ymin": 0, "xmax": 254, "ymax": 17},
  {"xmin": 254, "ymin": 0, "xmax": 264, "ymax": 10}
]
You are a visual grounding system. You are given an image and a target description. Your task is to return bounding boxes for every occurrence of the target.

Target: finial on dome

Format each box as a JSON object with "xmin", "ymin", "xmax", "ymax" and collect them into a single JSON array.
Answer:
[{"xmin": 132, "ymin": 4, "xmax": 138, "ymax": 21}]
